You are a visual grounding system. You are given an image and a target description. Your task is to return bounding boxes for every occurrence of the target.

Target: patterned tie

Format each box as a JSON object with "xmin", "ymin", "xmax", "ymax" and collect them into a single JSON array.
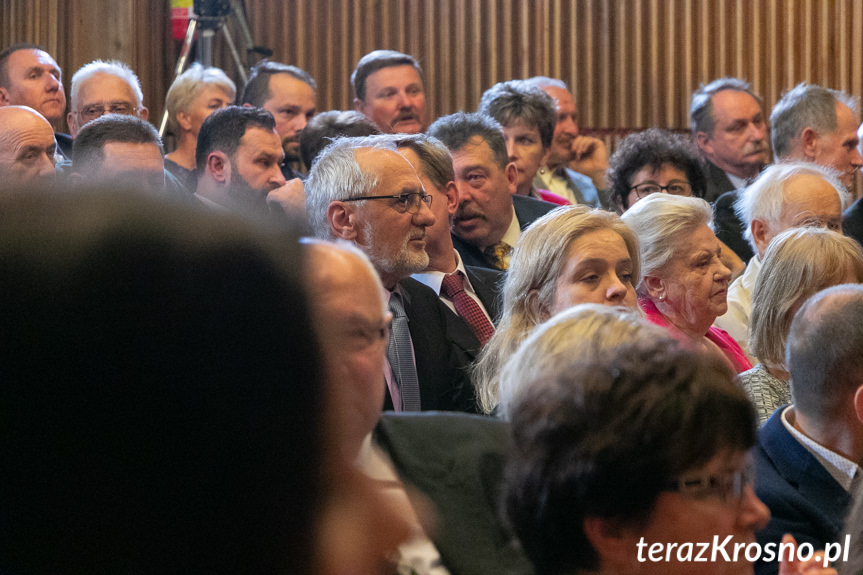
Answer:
[
  {"xmin": 483, "ymin": 241, "xmax": 512, "ymax": 271},
  {"xmin": 440, "ymin": 272, "xmax": 495, "ymax": 346},
  {"xmin": 386, "ymin": 291, "xmax": 421, "ymax": 411}
]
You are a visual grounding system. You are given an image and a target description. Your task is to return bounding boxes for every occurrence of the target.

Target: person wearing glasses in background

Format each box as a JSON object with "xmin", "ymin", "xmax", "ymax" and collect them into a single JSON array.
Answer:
[
  {"xmin": 305, "ymin": 134, "xmax": 477, "ymax": 413},
  {"xmin": 608, "ymin": 128, "xmax": 745, "ymax": 279},
  {"xmin": 67, "ymin": 60, "xmax": 149, "ymax": 139}
]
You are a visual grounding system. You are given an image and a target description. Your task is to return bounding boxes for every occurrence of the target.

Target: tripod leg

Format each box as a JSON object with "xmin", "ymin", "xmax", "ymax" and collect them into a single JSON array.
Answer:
[
  {"xmin": 221, "ymin": 25, "xmax": 248, "ymax": 86},
  {"xmin": 159, "ymin": 18, "xmax": 199, "ymax": 138}
]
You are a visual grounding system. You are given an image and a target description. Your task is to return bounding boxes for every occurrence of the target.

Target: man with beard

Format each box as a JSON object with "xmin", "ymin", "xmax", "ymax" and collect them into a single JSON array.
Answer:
[
  {"xmin": 428, "ymin": 112, "xmax": 557, "ymax": 272},
  {"xmin": 305, "ymin": 134, "xmax": 477, "ymax": 413},
  {"xmin": 194, "ymin": 106, "xmax": 287, "ymax": 218},
  {"xmin": 691, "ymin": 78, "xmax": 771, "ymax": 262},
  {"xmin": 241, "ymin": 61, "xmax": 316, "ymax": 179},
  {"xmin": 351, "ymin": 50, "xmax": 428, "ymax": 135}
]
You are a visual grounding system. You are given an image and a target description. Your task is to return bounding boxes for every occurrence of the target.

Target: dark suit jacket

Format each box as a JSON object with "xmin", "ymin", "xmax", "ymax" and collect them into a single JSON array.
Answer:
[
  {"xmin": 453, "ymin": 194, "xmax": 559, "ymax": 270},
  {"xmin": 753, "ymin": 408, "xmax": 851, "ymax": 575},
  {"xmin": 374, "ymin": 412, "xmax": 532, "ymax": 575},
  {"xmin": 383, "ymin": 278, "xmax": 478, "ymax": 413},
  {"xmin": 703, "ymin": 159, "xmax": 737, "ymax": 204},
  {"xmin": 465, "ymin": 265, "xmax": 503, "ymax": 324},
  {"xmin": 714, "ymin": 189, "xmax": 755, "ymax": 262},
  {"xmin": 843, "ymin": 197, "xmax": 863, "ymax": 248}
]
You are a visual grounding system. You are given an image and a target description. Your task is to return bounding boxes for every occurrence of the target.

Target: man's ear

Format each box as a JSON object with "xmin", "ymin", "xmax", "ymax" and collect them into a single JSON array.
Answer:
[
  {"xmin": 68, "ymin": 171, "xmax": 83, "ymax": 185},
  {"xmin": 328, "ymin": 201, "xmax": 358, "ymax": 241},
  {"xmin": 0, "ymin": 86, "xmax": 9, "ymax": 106},
  {"xmin": 206, "ymin": 151, "xmax": 230, "ymax": 183},
  {"xmin": 444, "ymin": 181, "xmax": 459, "ymax": 216},
  {"xmin": 695, "ymin": 131, "xmax": 712, "ymax": 155},
  {"xmin": 643, "ymin": 275, "xmax": 665, "ymax": 301},
  {"xmin": 505, "ymin": 161, "xmax": 518, "ymax": 195},
  {"xmin": 67, "ymin": 111, "xmax": 79, "ymax": 137},
  {"xmin": 138, "ymin": 105, "xmax": 149, "ymax": 122},
  {"xmin": 354, "ymin": 97, "xmax": 365, "ymax": 114},
  {"xmin": 800, "ymin": 127, "xmax": 819, "ymax": 160},
  {"xmin": 750, "ymin": 218, "xmax": 772, "ymax": 258},
  {"xmin": 853, "ymin": 384, "xmax": 863, "ymax": 424},
  {"xmin": 583, "ymin": 516, "xmax": 638, "ymax": 568}
]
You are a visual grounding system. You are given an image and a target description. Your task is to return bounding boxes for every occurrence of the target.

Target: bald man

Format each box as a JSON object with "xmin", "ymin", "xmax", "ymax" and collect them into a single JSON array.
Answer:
[{"xmin": 0, "ymin": 105, "xmax": 56, "ymax": 189}]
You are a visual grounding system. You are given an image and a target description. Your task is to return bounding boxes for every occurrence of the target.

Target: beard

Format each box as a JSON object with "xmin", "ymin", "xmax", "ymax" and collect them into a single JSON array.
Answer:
[
  {"xmin": 359, "ymin": 222, "xmax": 429, "ymax": 280},
  {"xmin": 228, "ymin": 164, "xmax": 270, "ymax": 217}
]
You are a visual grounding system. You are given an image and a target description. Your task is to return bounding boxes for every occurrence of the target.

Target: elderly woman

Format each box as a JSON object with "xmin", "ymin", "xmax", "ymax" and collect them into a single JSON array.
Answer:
[
  {"xmin": 472, "ymin": 204, "xmax": 640, "ymax": 413},
  {"xmin": 608, "ymin": 128, "xmax": 744, "ymax": 278},
  {"xmin": 497, "ymin": 303, "xmax": 670, "ymax": 419},
  {"xmin": 621, "ymin": 193, "xmax": 751, "ymax": 372},
  {"xmin": 740, "ymin": 227, "xmax": 863, "ymax": 424},
  {"xmin": 503, "ymin": 340, "xmax": 773, "ymax": 575},
  {"xmin": 163, "ymin": 63, "xmax": 235, "ymax": 190}
]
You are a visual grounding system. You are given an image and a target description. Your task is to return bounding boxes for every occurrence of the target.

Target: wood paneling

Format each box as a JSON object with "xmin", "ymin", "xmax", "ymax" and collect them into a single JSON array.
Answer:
[{"xmin": 2, "ymin": 0, "xmax": 862, "ymax": 138}]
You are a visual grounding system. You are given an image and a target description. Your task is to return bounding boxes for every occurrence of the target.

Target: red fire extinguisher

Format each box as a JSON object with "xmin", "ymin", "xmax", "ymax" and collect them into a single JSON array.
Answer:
[{"xmin": 170, "ymin": 0, "xmax": 193, "ymax": 42}]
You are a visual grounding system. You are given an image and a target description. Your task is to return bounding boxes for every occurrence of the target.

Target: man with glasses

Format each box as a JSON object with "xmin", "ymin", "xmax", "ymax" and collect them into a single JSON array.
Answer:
[
  {"xmin": 306, "ymin": 134, "xmax": 477, "ymax": 413},
  {"xmin": 714, "ymin": 161, "xmax": 847, "ymax": 358},
  {"xmin": 753, "ymin": 284, "xmax": 863, "ymax": 575},
  {"xmin": 67, "ymin": 60, "xmax": 148, "ymax": 140}
]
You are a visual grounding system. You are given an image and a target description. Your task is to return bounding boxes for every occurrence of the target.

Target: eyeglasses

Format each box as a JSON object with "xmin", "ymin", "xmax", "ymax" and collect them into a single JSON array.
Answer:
[
  {"xmin": 75, "ymin": 102, "xmax": 139, "ymax": 122},
  {"xmin": 340, "ymin": 192, "xmax": 433, "ymax": 214},
  {"xmin": 630, "ymin": 180, "xmax": 692, "ymax": 199},
  {"xmin": 666, "ymin": 467, "xmax": 752, "ymax": 506}
]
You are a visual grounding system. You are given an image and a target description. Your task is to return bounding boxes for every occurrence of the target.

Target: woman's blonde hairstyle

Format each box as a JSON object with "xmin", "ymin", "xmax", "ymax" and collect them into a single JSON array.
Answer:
[
  {"xmin": 620, "ymin": 193, "xmax": 713, "ymax": 297},
  {"xmin": 750, "ymin": 227, "xmax": 863, "ymax": 367},
  {"xmin": 165, "ymin": 63, "xmax": 236, "ymax": 136},
  {"xmin": 471, "ymin": 205, "xmax": 640, "ymax": 414},
  {"xmin": 497, "ymin": 303, "xmax": 671, "ymax": 419}
]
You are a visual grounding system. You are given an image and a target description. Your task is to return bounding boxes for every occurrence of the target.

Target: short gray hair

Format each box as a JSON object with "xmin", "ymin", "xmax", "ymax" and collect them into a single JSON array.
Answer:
[
  {"xmin": 620, "ymin": 193, "xmax": 713, "ymax": 296},
  {"xmin": 304, "ymin": 134, "xmax": 400, "ymax": 239},
  {"xmin": 427, "ymin": 111, "xmax": 509, "ymax": 170},
  {"xmin": 164, "ymin": 63, "xmax": 236, "ymax": 135},
  {"xmin": 787, "ymin": 284, "xmax": 863, "ymax": 423},
  {"xmin": 735, "ymin": 160, "xmax": 849, "ymax": 254},
  {"xmin": 750, "ymin": 227, "xmax": 863, "ymax": 368},
  {"xmin": 523, "ymin": 76, "xmax": 569, "ymax": 91},
  {"xmin": 690, "ymin": 77, "xmax": 761, "ymax": 136},
  {"xmin": 497, "ymin": 303, "xmax": 670, "ymax": 419},
  {"xmin": 471, "ymin": 205, "xmax": 640, "ymax": 414},
  {"xmin": 770, "ymin": 83, "xmax": 860, "ymax": 159},
  {"xmin": 70, "ymin": 60, "xmax": 144, "ymax": 109}
]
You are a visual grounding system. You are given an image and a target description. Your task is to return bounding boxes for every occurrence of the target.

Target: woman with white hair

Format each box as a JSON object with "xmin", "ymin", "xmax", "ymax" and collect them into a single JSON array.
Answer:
[
  {"xmin": 472, "ymin": 204, "xmax": 640, "ymax": 414},
  {"xmin": 740, "ymin": 226, "xmax": 863, "ymax": 424},
  {"xmin": 163, "ymin": 63, "xmax": 235, "ymax": 190},
  {"xmin": 497, "ymin": 303, "xmax": 671, "ymax": 420},
  {"xmin": 621, "ymin": 193, "xmax": 751, "ymax": 372}
]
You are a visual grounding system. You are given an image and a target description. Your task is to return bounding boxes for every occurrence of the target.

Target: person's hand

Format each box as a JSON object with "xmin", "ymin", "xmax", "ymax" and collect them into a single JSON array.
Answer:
[
  {"xmin": 778, "ymin": 534, "xmax": 838, "ymax": 575},
  {"xmin": 267, "ymin": 178, "xmax": 306, "ymax": 219},
  {"xmin": 569, "ymin": 135, "xmax": 609, "ymax": 189}
]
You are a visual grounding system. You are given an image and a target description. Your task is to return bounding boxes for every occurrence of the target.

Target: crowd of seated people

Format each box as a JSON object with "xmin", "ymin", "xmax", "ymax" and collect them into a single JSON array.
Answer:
[{"xmin": 2, "ymin": 38, "xmax": 863, "ymax": 575}]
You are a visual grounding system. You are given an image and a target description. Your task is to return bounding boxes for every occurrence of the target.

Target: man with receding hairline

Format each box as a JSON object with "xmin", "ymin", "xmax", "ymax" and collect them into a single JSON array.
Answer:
[{"xmin": 0, "ymin": 105, "xmax": 56, "ymax": 188}]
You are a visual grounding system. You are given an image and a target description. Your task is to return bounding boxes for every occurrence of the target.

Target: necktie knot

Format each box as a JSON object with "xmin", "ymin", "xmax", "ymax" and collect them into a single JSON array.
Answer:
[
  {"xmin": 483, "ymin": 241, "xmax": 512, "ymax": 271},
  {"xmin": 439, "ymin": 271, "xmax": 495, "ymax": 347},
  {"xmin": 441, "ymin": 272, "xmax": 466, "ymax": 299}
]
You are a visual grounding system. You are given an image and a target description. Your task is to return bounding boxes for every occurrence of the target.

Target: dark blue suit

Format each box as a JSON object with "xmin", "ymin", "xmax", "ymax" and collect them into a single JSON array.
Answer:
[
  {"xmin": 452, "ymin": 195, "xmax": 559, "ymax": 270},
  {"xmin": 753, "ymin": 408, "xmax": 851, "ymax": 575}
]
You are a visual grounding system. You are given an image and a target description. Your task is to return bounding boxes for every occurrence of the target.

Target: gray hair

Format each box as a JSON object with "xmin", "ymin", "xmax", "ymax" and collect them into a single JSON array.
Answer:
[
  {"xmin": 471, "ymin": 205, "xmax": 641, "ymax": 414},
  {"xmin": 735, "ymin": 160, "xmax": 849, "ymax": 255},
  {"xmin": 690, "ymin": 77, "xmax": 761, "ymax": 136},
  {"xmin": 427, "ymin": 111, "xmax": 508, "ymax": 170},
  {"xmin": 304, "ymin": 134, "xmax": 400, "ymax": 239},
  {"xmin": 787, "ymin": 284, "xmax": 863, "ymax": 424},
  {"xmin": 750, "ymin": 227, "xmax": 863, "ymax": 368},
  {"xmin": 497, "ymin": 304, "xmax": 670, "ymax": 419},
  {"xmin": 770, "ymin": 83, "xmax": 860, "ymax": 159},
  {"xmin": 523, "ymin": 76, "xmax": 569, "ymax": 91},
  {"xmin": 393, "ymin": 133, "xmax": 454, "ymax": 190},
  {"xmin": 164, "ymin": 63, "xmax": 236, "ymax": 136},
  {"xmin": 70, "ymin": 60, "xmax": 144, "ymax": 109},
  {"xmin": 478, "ymin": 80, "xmax": 557, "ymax": 149},
  {"xmin": 620, "ymin": 193, "xmax": 713, "ymax": 296}
]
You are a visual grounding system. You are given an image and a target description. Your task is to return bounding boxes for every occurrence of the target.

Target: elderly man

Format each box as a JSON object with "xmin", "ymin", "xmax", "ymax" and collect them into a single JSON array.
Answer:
[
  {"xmin": 714, "ymin": 161, "xmax": 847, "ymax": 357},
  {"xmin": 397, "ymin": 133, "xmax": 502, "ymax": 349},
  {"xmin": 71, "ymin": 114, "xmax": 167, "ymax": 194},
  {"xmin": 693, "ymin": 78, "xmax": 771, "ymax": 262},
  {"xmin": 351, "ymin": 50, "xmax": 427, "ymax": 135},
  {"xmin": 305, "ymin": 134, "xmax": 475, "ymax": 413},
  {"xmin": 428, "ymin": 111, "xmax": 557, "ymax": 271},
  {"xmin": 66, "ymin": 60, "xmax": 149, "ymax": 145},
  {"xmin": 523, "ymin": 76, "xmax": 603, "ymax": 207},
  {"xmin": 241, "ymin": 61, "xmax": 316, "ymax": 179},
  {"xmin": 0, "ymin": 105, "xmax": 56, "ymax": 189},
  {"xmin": 753, "ymin": 284, "xmax": 863, "ymax": 575},
  {"xmin": 194, "ymin": 106, "xmax": 287, "ymax": 217},
  {"xmin": 844, "ymin": 123, "xmax": 863, "ymax": 244}
]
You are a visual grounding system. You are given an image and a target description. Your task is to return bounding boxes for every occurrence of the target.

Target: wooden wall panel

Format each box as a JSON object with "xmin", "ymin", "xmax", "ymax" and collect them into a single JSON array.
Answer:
[{"xmin": 2, "ymin": 0, "xmax": 863, "ymax": 141}]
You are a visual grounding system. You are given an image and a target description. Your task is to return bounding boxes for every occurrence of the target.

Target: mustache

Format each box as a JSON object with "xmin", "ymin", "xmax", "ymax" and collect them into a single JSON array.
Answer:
[
  {"xmin": 408, "ymin": 228, "xmax": 426, "ymax": 241},
  {"xmin": 392, "ymin": 110, "xmax": 419, "ymax": 125},
  {"xmin": 742, "ymin": 140, "xmax": 768, "ymax": 155},
  {"xmin": 454, "ymin": 203, "xmax": 485, "ymax": 221}
]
